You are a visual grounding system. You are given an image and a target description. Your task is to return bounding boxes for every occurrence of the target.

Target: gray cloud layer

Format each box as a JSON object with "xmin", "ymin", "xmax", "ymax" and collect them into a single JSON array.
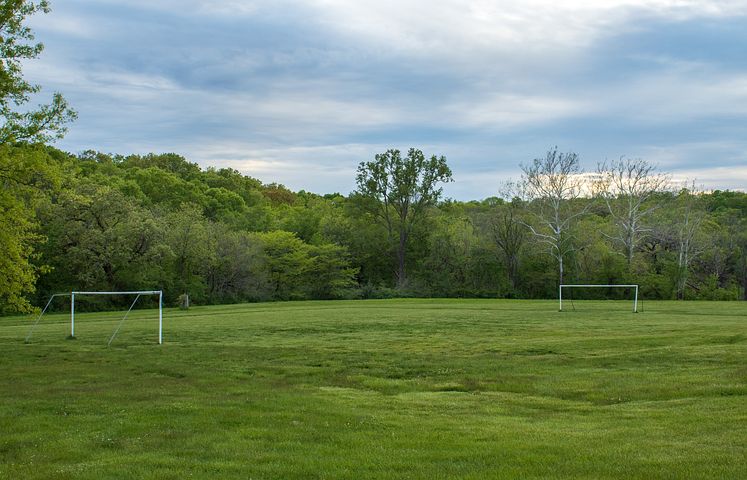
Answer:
[{"xmin": 26, "ymin": 0, "xmax": 747, "ymax": 197}]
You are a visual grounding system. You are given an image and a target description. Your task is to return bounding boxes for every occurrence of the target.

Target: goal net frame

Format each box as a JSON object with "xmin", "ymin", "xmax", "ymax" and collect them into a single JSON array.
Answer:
[
  {"xmin": 70, "ymin": 290, "xmax": 164, "ymax": 344},
  {"xmin": 559, "ymin": 284, "xmax": 638, "ymax": 313}
]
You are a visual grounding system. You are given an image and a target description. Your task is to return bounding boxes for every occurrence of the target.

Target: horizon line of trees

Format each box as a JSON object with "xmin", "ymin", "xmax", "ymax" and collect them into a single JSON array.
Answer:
[{"xmin": 1, "ymin": 143, "xmax": 746, "ymax": 315}]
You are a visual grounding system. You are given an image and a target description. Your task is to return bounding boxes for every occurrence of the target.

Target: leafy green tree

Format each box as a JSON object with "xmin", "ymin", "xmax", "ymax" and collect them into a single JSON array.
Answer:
[
  {"xmin": 0, "ymin": 1, "xmax": 75, "ymax": 312},
  {"xmin": 164, "ymin": 204, "xmax": 214, "ymax": 303},
  {"xmin": 417, "ymin": 215, "xmax": 478, "ymax": 296},
  {"xmin": 256, "ymin": 231, "xmax": 358, "ymax": 300},
  {"xmin": 121, "ymin": 153, "xmax": 201, "ymax": 180},
  {"xmin": 355, "ymin": 148, "xmax": 452, "ymax": 288},
  {"xmin": 204, "ymin": 187, "xmax": 247, "ymax": 223},
  {"xmin": 317, "ymin": 199, "xmax": 391, "ymax": 287},
  {"xmin": 38, "ymin": 180, "xmax": 165, "ymax": 295},
  {"xmin": 0, "ymin": 0, "xmax": 76, "ymax": 143},
  {"xmin": 129, "ymin": 167, "xmax": 206, "ymax": 208},
  {"xmin": 202, "ymin": 167, "xmax": 271, "ymax": 230},
  {"xmin": 485, "ymin": 198, "xmax": 527, "ymax": 294},
  {"xmin": 256, "ymin": 231, "xmax": 312, "ymax": 300},
  {"xmin": 206, "ymin": 227, "xmax": 269, "ymax": 303},
  {"xmin": 306, "ymin": 243, "xmax": 358, "ymax": 299},
  {"xmin": 706, "ymin": 190, "xmax": 747, "ymax": 300},
  {"xmin": 275, "ymin": 193, "xmax": 336, "ymax": 243},
  {"xmin": 0, "ymin": 145, "xmax": 59, "ymax": 312}
]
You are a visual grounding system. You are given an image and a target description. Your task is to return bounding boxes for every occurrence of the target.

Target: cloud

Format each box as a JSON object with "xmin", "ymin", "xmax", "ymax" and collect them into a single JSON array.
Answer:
[
  {"xmin": 185, "ymin": 142, "xmax": 384, "ymax": 192},
  {"xmin": 306, "ymin": 0, "xmax": 747, "ymax": 57},
  {"xmin": 671, "ymin": 166, "xmax": 747, "ymax": 191},
  {"xmin": 20, "ymin": 0, "xmax": 747, "ymax": 197}
]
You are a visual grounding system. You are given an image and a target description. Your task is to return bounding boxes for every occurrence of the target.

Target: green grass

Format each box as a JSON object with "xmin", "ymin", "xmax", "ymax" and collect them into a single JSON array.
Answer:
[{"xmin": 1, "ymin": 299, "xmax": 745, "ymax": 479}]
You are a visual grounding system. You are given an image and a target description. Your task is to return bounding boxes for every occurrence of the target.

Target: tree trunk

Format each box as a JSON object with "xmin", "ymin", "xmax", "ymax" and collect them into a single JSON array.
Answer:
[
  {"xmin": 507, "ymin": 255, "xmax": 519, "ymax": 292},
  {"xmin": 626, "ymin": 233, "xmax": 634, "ymax": 268},
  {"xmin": 676, "ymin": 265, "xmax": 687, "ymax": 300},
  {"xmin": 558, "ymin": 255, "xmax": 564, "ymax": 286},
  {"xmin": 396, "ymin": 229, "xmax": 407, "ymax": 289}
]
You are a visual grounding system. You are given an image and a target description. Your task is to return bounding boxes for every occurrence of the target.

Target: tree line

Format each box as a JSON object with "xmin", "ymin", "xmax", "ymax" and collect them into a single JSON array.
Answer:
[{"xmin": 1, "ymin": 143, "xmax": 746, "ymax": 314}]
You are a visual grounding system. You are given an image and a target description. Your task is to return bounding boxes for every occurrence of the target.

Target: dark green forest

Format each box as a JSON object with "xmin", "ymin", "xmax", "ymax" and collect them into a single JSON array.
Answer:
[
  {"xmin": 1, "ymin": 1, "xmax": 746, "ymax": 314},
  {"xmin": 2, "ymin": 143, "xmax": 746, "ymax": 314}
]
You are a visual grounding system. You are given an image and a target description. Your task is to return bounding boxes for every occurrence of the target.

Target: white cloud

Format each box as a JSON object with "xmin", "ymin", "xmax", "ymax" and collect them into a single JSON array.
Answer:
[
  {"xmin": 307, "ymin": 0, "xmax": 747, "ymax": 58},
  {"xmin": 671, "ymin": 166, "xmax": 747, "ymax": 191},
  {"xmin": 185, "ymin": 142, "xmax": 383, "ymax": 192},
  {"xmin": 445, "ymin": 93, "xmax": 591, "ymax": 130}
]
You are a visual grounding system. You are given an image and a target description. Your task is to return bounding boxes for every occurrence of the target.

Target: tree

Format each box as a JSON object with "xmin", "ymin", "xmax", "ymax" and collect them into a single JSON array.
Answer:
[
  {"xmin": 355, "ymin": 148, "xmax": 452, "ymax": 288},
  {"xmin": 255, "ymin": 230, "xmax": 318, "ymax": 300},
  {"xmin": 0, "ymin": 1, "xmax": 75, "ymax": 312},
  {"xmin": 671, "ymin": 182, "xmax": 706, "ymax": 300},
  {"xmin": 164, "ymin": 204, "xmax": 214, "ymax": 303},
  {"xmin": 488, "ymin": 184, "xmax": 528, "ymax": 294},
  {"xmin": 0, "ymin": 0, "xmax": 76, "ymax": 143},
  {"xmin": 520, "ymin": 147, "xmax": 590, "ymax": 285},
  {"xmin": 39, "ymin": 180, "xmax": 165, "ymax": 294},
  {"xmin": 306, "ymin": 243, "xmax": 358, "ymax": 299},
  {"xmin": 206, "ymin": 227, "xmax": 269, "ymax": 303},
  {"xmin": 707, "ymin": 191, "xmax": 747, "ymax": 300},
  {"xmin": 0, "ymin": 145, "xmax": 59, "ymax": 312},
  {"xmin": 418, "ymin": 214, "xmax": 485, "ymax": 297},
  {"xmin": 594, "ymin": 157, "xmax": 670, "ymax": 268},
  {"xmin": 318, "ymin": 199, "xmax": 392, "ymax": 287}
]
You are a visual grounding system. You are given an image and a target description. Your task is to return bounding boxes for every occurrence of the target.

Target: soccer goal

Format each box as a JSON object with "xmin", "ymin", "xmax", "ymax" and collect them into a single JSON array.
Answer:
[
  {"xmin": 559, "ymin": 284, "xmax": 638, "ymax": 313},
  {"xmin": 70, "ymin": 291, "xmax": 164, "ymax": 344}
]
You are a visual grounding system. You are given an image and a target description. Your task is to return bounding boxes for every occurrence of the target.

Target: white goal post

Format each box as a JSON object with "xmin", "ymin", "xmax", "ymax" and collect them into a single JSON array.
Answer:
[
  {"xmin": 71, "ymin": 290, "xmax": 163, "ymax": 344},
  {"xmin": 559, "ymin": 284, "xmax": 638, "ymax": 313}
]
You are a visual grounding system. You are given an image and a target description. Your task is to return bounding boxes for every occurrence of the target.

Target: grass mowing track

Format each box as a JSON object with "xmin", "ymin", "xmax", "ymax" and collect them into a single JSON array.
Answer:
[{"xmin": 0, "ymin": 299, "xmax": 745, "ymax": 479}]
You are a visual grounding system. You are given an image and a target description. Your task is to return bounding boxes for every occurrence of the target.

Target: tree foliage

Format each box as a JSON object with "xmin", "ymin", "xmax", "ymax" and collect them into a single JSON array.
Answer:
[
  {"xmin": 0, "ymin": 0, "xmax": 76, "ymax": 143},
  {"xmin": 2, "ymin": 142, "xmax": 747, "ymax": 313},
  {"xmin": 1, "ymin": 2, "xmax": 743, "ymax": 313},
  {"xmin": 355, "ymin": 148, "xmax": 452, "ymax": 288},
  {"xmin": 0, "ymin": 145, "xmax": 58, "ymax": 312}
]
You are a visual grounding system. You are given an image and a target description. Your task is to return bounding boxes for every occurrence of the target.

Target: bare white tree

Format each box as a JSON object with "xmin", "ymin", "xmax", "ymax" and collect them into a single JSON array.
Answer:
[
  {"xmin": 520, "ymin": 147, "xmax": 591, "ymax": 285},
  {"xmin": 594, "ymin": 157, "xmax": 671, "ymax": 268}
]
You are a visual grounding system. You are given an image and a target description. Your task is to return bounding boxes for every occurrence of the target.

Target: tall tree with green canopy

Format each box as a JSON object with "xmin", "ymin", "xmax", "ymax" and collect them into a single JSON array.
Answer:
[
  {"xmin": 355, "ymin": 148, "xmax": 452, "ymax": 288},
  {"xmin": 0, "ymin": 1, "xmax": 75, "ymax": 312},
  {"xmin": 0, "ymin": 145, "xmax": 58, "ymax": 312}
]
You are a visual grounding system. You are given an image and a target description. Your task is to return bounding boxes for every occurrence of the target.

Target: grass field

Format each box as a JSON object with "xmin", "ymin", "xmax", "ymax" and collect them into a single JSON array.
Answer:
[{"xmin": 1, "ymin": 299, "xmax": 745, "ymax": 479}]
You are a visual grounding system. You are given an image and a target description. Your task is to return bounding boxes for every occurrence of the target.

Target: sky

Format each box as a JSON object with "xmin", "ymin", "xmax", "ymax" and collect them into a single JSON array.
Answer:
[{"xmin": 25, "ymin": 0, "xmax": 747, "ymax": 199}]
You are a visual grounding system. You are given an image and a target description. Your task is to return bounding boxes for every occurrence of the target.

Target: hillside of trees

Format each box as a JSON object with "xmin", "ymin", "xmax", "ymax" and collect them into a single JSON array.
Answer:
[{"xmin": 2, "ymin": 143, "xmax": 746, "ymax": 314}]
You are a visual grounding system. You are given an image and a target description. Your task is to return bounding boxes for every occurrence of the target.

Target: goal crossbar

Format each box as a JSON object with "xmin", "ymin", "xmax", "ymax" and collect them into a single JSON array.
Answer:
[
  {"xmin": 71, "ymin": 290, "xmax": 163, "ymax": 344},
  {"xmin": 559, "ymin": 284, "xmax": 638, "ymax": 313}
]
